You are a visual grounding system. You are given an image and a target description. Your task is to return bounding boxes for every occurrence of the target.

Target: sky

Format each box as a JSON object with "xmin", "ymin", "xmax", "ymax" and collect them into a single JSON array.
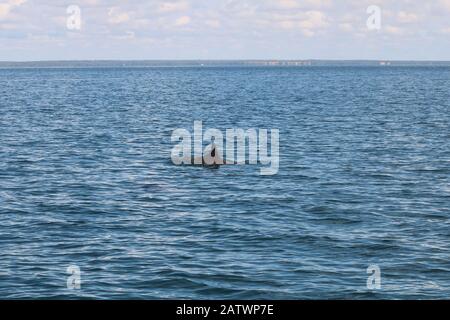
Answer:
[{"xmin": 1, "ymin": 0, "xmax": 450, "ymax": 61}]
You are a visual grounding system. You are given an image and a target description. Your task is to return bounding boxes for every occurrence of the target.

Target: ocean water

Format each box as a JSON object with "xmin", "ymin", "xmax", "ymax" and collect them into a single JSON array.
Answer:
[{"xmin": 0, "ymin": 65, "xmax": 449, "ymax": 299}]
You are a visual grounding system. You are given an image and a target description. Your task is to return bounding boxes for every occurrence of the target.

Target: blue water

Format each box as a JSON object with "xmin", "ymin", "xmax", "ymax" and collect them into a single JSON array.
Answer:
[{"xmin": 0, "ymin": 66, "xmax": 449, "ymax": 299}]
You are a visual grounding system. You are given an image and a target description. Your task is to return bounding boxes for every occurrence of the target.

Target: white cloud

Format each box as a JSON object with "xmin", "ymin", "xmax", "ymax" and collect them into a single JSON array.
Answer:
[
  {"xmin": 384, "ymin": 25, "xmax": 404, "ymax": 35},
  {"xmin": 157, "ymin": 1, "xmax": 190, "ymax": 13},
  {"xmin": 0, "ymin": 0, "xmax": 26, "ymax": 20},
  {"xmin": 439, "ymin": 0, "xmax": 450, "ymax": 12},
  {"xmin": 302, "ymin": 29, "xmax": 315, "ymax": 37},
  {"xmin": 108, "ymin": 7, "xmax": 130, "ymax": 24},
  {"xmin": 274, "ymin": 0, "xmax": 331, "ymax": 9},
  {"xmin": 299, "ymin": 11, "xmax": 328, "ymax": 29},
  {"xmin": 205, "ymin": 19, "xmax": 220, "ymax": 28},
  {"xmin": 339, "ymin": 23, "xmax": 353, "ymax": 32},
  {"xmin": 174, "ymin": 15, "xmax": 191, "ymax": 26},
  {"xmin": 1, "ymin": 0, "xmax": 450, "ymax": 60},
  {"xmin": 397, "ymin": 11, "xmax": 419, "ymax": 23},
  {"xmin": 274, "ymin": 10, "xmax": 329, "ymax": 35},
  {"xmin": 111, "ymin": 31, "xmax": 135, "ymax": 40},
  {"xmin": 277, "ymin": 0, "xmax": 301, "ymax": 9}
]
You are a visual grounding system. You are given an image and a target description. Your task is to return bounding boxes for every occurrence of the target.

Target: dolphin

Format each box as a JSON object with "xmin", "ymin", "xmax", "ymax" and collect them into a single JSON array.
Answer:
[{"xmin": 190, "ymin": 143, "xmax": 225, "ymax": 168}]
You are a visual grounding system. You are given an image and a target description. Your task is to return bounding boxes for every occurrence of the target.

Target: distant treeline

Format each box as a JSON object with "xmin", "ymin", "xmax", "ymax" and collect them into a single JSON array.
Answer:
[{"xmin": 1, "ymin": 60, "xmax": 450, "ymax": 68}]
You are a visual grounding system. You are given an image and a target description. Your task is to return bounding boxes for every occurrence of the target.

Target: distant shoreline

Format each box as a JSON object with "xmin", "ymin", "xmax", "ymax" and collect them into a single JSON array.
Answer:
[{"xmin": 1, "ymin": 60, "xmax": 450, "ymax": 68}]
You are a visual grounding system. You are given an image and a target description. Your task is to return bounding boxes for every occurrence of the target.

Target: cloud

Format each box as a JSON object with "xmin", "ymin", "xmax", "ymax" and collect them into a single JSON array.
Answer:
[
  {"xmin": 0, "ymin": 0, "xmax": 26, "ymax": 20},
  {"xmin": 108, "ymin": 7, "xmax": 130, "ymax": 24},
  {"xmin": 174, "ymin": 15, "xmax": 191, "ymax": 26},
  {"xmin": 301, "ymin": 29, "xmax": 315, "ymax": 37},
  {"xmin": 397, "ymin": 11, "xmax": 419, "ymax": 23},
  {"xmin": 1, "ymin": 0, "xmax": 450, "ymax": 60},
  {"xmin": 384, "ymin": 25, "xmax": 404, "ymax": 35},
  {"xmin": 339, "ymin": 23, "xmax": 353, "ymax": 32},
  {"xmin": 274, "ymin": 0, "xmax": 331, "ymax": 9},
  {"xmin": 111, "ymin": 31, "xmax": 135, "ymax": 40},
  {"xmin": 157, "ymin": 1, "xmax": 189, "ymax": 13},
  {"xmin": 205, "ymin": 19, "xmax": 220, "ymax": 28},
  {"xmin": 277, "ymin": 0, "xmax": 301, "ymax": 9},
  {"xmin": 278, "ymin": 10, "xmax": 329, "ymax": 36},
  {"xmin": 439, "ymin": 0, "xmax": 450, "ymax": 12},
  {"xmin": 299, "ymin": 11, "xmax": 328, "ymax": 29}
]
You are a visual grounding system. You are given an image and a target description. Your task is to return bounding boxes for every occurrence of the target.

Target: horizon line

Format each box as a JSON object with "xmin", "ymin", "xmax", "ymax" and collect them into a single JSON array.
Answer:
[{"xmin": 1, "ymin": 59, "xmax": 450, "ymax": 63}]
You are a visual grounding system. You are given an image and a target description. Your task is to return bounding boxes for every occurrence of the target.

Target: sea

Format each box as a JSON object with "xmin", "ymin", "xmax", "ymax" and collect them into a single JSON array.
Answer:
[{"xmin": 0, "ymin": 62, "xmax": 449, "ymax": 299}]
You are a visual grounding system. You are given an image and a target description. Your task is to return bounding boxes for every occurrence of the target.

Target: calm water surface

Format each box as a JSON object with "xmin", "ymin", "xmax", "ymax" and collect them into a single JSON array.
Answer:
[{"xmin": 0, "ymin": 66, "xmax": 449, "ymax": 299}]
